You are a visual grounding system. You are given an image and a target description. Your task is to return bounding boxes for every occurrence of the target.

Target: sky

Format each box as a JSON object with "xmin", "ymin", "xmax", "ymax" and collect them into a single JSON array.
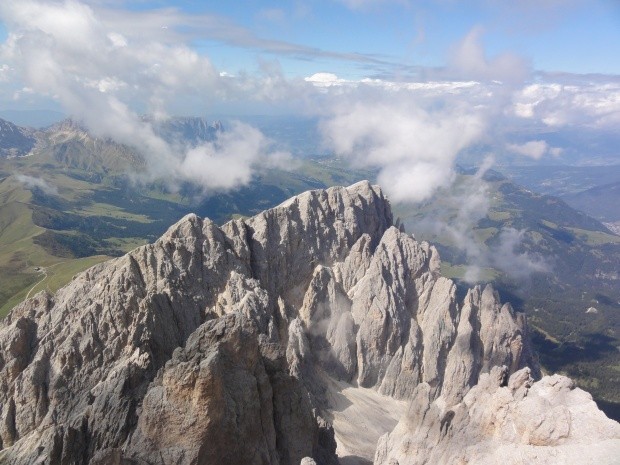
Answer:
[{"xmin": 0, "ymin": 0, "xmax": 619, "ymax": 203}]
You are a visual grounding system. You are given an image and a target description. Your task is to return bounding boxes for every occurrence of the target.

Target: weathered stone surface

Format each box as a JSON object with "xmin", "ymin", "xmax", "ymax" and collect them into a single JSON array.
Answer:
[
  {"xmin": 125, "ymin": 313, "xmax": 318, "ymax": 465},
  {"xmin": 0, "ymin": 182, "xmax": 391, "ymax": 464},
  {"xmin": 374, "ymin": 366, "xmax": 620, "ymax": 465}
]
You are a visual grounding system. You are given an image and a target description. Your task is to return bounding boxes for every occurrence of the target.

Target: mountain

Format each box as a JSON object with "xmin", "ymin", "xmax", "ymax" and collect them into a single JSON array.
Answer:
[
  {"xmin": 0, "ymin": 183, "xmax": 617, "ymax": 464},
  {"xmin": 498, "ymin": 164, "xmax": 620, "ymax": 225},
  {"xmin": 0, "ymin": 118, "xmax": 37, "ymax": 158},
  {"xmin": 562, "ymin": 181, "xmax": 620, "ymax": 223},
  {"xmin": 0, "ymin": 124, "xmax": 370, "ymax": 317},
  {"xmin": 376, "ymin": 366, "xmax": 620, "ymax": 465},
  {"xmin": 35, "ymin": 118, "xmax": 145, "ymax": 172},
  {"xmin": 146, "ymin": 115, "xmax": 222, "ymax": 146},
  {"xmin": 395, "ymin": 170, "xmax": 620, "ymax": 419},
  {"xmin": 1, "ymin": 115, "xmax": 619, "ymax": 424}
]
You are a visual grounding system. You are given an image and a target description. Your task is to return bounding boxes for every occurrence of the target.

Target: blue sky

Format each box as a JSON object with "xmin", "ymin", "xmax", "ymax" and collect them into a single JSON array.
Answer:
[
  {"xmin": 2, "ymin": 0, "xmax": 619, "ymax": 82},
  {"xmin": 154, "ymin": 0, "xmax": 620, "ymax": 76}
]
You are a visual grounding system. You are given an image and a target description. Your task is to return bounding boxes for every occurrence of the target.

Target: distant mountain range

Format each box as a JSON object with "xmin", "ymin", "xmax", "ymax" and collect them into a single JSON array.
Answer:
[
  {"xmin": 562, "ymin": 181, "xmax": 620, "ymax": 224},
  {"xmin": 145, "ymin": 115, "xmax": 223, "ymax": 146},
  {"xmin": 0, "ymin": 114, "xmax": 224, "ymax": 164}
]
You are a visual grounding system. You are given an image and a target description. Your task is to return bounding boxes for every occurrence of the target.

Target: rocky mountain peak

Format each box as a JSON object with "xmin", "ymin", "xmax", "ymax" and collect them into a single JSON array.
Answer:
[
  {"xmin": 47, "ymin": 118, "xmax": 89, "ymax": 137},
  {"xmin": 0, "ymin": 117, "xmax": 37, "ymax": 158},
  {"xmin": 0, "ymin": 182, "xmax": 617, "ymax": 464}
]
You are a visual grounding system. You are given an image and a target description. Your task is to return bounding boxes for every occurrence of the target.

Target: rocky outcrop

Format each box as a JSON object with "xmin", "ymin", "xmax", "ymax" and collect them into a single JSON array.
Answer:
[
  {"xmin": 375, "ymin": 366, "xmax": 620, "ymax": 465},
  {"xmin": 124, "ymin": 313, "xmax": 319, "ymax": 465},
  {"xmin": 0, "ymin": 181, "xmax": 613, "ymax": 464}
]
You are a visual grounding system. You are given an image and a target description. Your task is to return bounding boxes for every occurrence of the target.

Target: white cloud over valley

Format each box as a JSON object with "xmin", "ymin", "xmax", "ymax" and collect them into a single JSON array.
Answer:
[
  {"xmin": 14, "ymin": 173, "xmax": 59, "ymax": 196},
  {"xmin": 319, "ymin": 95, "xmax": 486, "ymax": 202}
]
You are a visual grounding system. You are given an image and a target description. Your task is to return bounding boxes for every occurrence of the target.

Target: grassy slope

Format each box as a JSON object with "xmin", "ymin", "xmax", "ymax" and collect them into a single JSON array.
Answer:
[{"xmin": 0, "ymin": 176, "xmax": 116, "ymax": 317}]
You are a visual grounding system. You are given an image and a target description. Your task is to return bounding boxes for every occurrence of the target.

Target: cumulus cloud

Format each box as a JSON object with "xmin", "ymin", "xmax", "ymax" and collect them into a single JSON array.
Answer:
[
  {"xmin": 305, "ymin": 73, "xmax": 347, "ymax": 88},
  {"xmin": 506, "ymin": 140, "xmax": 562, "ymax": 160},
  {"xmin": 318, "ymin": 90, "xmax": 486, "ymax": 202},
  {"xmin": 449, "ymin": 27, "xmax": 530, "ymax": 84},
  {"xmin": 14, "ymin": 173, "xmax": 59, "ymax": 196},
  {"xmin": 310, "ymin": 26, "xmax": 541, "ymax": 203},
  {"xmin": 512, "ymin": 81, "xmax": 620, "ymax": 130},
  {"xmin": 178, "ymin": 122, "xmax": 292, "ymax": 192}
]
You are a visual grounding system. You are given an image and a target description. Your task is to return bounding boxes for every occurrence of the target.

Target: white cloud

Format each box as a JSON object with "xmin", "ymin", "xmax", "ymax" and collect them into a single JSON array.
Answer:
[
  {"xmin": 1, "ymin": 2, "xmax": 616, "ymax": 197},
  {"xmin": 305, "ymin": 73, "xmax": 346, "ymax": 87},
  {"xmin": 403, "ymin": 166, "xmax": 551, "ymax": 284},
  {"xmin": 14, "ymin": 173, "xmax": 59, "ymax": 196},
  {"xmin": 506, "ymin": 140, "xmax": 560, "ymax": 160},
  {"xmin": 491, "ymin": 228, "xmax": 550, "ymax": 280},
  {"xmin": 512, "ymin": 82, "xmax": 620, "ymax": 130},
  {"xmin": 449, "ymin": 27, "xmax": 530, "ymax": 84},
  {"xmin": 400, "ymin": 160, "xmax": 493, "ymax": 282},
  {"xmin": 0, "ymin": 0, "xmax": 291, "ymax": 192},
  {"xmin": 319, "ymin": 92, "xmax": 486, "ymax": 202},
  {"xmin": 178, "ymin": 122, "xmax": 292, "ymax": 191}
]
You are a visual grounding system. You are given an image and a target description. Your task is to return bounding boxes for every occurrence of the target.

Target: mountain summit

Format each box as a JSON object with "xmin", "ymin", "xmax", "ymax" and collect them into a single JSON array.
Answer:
[{"xmin": 0, "ymin": 182, "xmax": 617, "ymax": 464}]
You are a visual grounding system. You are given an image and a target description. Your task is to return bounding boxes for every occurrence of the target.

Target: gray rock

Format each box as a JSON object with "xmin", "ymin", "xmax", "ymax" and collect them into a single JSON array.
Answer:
[
  {"xmin": 125, "ymin": 313, "xmax": 317, "ymax": 465},
  {"xmin": 374, "ymin": 366, "xmax": 620, "ymax": 465}
]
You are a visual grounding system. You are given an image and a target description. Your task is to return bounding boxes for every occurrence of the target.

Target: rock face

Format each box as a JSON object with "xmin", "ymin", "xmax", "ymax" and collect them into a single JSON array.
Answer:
[
  {"xmin": 375, "ymin": 366, "xmax": 620, "ymax": 465},
  {"xmin": 0, "ymin": 181, "xmax": 615, "ymax": 464}
]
